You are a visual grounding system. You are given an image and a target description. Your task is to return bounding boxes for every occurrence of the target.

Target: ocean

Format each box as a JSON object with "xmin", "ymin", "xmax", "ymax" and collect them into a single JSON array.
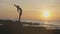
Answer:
[{"xmin": 22, "ymin": 20, "xmax": 60, "ymax": 29}]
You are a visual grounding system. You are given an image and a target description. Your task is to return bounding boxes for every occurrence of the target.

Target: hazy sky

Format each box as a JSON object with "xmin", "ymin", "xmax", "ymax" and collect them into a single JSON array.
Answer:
[{"xmin": 0, "ymin": 0, "xmax": 60, "ymax": 20}]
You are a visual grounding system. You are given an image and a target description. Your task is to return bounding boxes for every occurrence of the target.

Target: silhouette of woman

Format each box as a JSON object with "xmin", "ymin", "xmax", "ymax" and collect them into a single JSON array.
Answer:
[{"xmin": 14, "ymin": 4, "xmax": 22, "ymax": 21}]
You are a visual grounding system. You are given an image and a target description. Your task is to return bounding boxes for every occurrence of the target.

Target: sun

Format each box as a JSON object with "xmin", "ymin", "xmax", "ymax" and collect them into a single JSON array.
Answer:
[
  {"xmin": 43, "ymin": 10, "xmax": 50, "ymax": 18},
  {"xmin": 44, "ymin": 12, "xmax": 49, "ymax": 17}
]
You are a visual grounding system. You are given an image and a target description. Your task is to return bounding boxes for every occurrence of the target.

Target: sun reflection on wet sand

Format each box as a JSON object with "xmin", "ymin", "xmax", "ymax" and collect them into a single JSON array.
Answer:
[{"xmin": 44, "ymin": 20, "xmax": 56, "ymax": 30}]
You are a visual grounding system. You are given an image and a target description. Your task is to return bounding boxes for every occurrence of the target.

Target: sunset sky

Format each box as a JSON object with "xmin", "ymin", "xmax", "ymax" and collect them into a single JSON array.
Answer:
[{"xmin": 0, "ymin": 0, "xmax": 60, "ymax": 21}]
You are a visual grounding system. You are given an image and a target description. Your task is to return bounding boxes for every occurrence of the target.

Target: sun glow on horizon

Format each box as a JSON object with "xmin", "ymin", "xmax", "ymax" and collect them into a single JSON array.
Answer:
[
  {"xmin": 42, "ymin": 10, "xmax": 51, "ymax": 24},
  {"xmin": 44, "ymin": 11, "xmax": 49, "ymax": 17},
  {"xmin": 43, "ymin": 10, "xmax": 50, "ymax": 18}
]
